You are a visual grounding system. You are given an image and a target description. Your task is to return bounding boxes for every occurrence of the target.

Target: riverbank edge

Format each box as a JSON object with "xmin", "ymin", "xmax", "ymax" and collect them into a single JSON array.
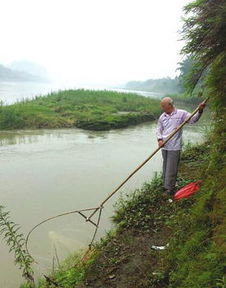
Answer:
[{"xmin": 20, "ymin": 140, "xmax": 225, "ymax": 288}]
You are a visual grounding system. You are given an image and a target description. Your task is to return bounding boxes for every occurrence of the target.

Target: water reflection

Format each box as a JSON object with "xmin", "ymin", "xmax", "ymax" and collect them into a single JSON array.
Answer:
[{"xmin": 0, "ymin": 128, "xmax": 112, "ymax": 147}]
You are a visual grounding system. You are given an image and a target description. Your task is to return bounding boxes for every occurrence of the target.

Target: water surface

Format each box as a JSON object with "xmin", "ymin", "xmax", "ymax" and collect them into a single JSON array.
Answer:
[{"xmin": 0, "ymin": 120, "xmax": 205, "ymax": 287}]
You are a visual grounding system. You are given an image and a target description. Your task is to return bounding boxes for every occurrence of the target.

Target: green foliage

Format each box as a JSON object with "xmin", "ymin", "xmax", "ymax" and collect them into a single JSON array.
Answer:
[
  {"xmin": 169, "ymin": 3, "xmax": 226, "ymax": 285},
  {"xmin": 177, "ymin": 57, "xmax": 194, "ymax": 84},
  {"xmin": 31, "ymin": 250, "xmax": 98, "ymax": 288},
  {"xmin": 216, "ymin": 276, "xmax": 226, "ymax": 288},
  {"xmin": 181, "ymin": 141, "xmax": 210, "ymax": 162},
  {"xmin": 165, "ymin": 188, "xmax": 226, "ymax": 287},
  {"xmin": 52, "ymin": 252, "xmax": 89, "ymax": 287},
  {"xmin": 112, "ymin": 174, "xmax": 190, "ymax": 232},
  {"xmin": 164, "ymin": 143, "xmax": 226, "ymax": 288},
  {"xmin": 0, "ymin": 106, "xmax": 25, "ymax": 129},
  {"xmin": 125, "ymin": 77, "xmax": 183, "ymax": 94},
  {"xmin": 177, "ymin": 56, "xmax": 206, "ymax": 96},
  {"xmin": 113, "ymin": 174, "xmax": 164, "ymax": 230},
  {"xmin": 182, "ymin": 0, "xmax": 226, "ymax": 93},
  {"xmin": 0, "ymin": 89, "xmax": 161, "ymax": 130},
  {"xmin": 0, "ymin": 206, "xmax": 34, "ymax": 286}
]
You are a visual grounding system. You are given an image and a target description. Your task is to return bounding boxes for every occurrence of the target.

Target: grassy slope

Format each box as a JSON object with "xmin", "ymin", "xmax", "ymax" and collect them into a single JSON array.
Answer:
[
  {"xmin": 26, "ymin": 141, "xmax": 225, "ymax": 288},
  {"xmin": 0, "ymin": 89, "xmax": 161, "ymax": 131}
]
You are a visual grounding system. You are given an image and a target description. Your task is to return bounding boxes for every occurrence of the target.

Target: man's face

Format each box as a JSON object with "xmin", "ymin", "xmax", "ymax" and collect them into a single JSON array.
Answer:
[{"xmin": 161, "ymin": 101, "xmax": 173, "ymax": 114}]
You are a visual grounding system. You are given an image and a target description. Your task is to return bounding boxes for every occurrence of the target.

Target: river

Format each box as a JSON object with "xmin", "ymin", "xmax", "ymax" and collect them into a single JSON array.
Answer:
[
  {"xmin": 0, "ymin": 118, "xmax": 206, "ymax": 287},
  {"xmin": 0, "ymin": 80, "xmax": 207, "ymax": 287}
]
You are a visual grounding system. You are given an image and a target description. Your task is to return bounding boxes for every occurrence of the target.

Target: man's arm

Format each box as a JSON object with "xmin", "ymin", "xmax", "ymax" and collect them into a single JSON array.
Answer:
[
  {"xmin": 186, "ymin": 102, "xmax": 206, "ymax": 124},
  {"xmin": 156, "ymin": 117, "xmax": 164, "ymax": 147}
]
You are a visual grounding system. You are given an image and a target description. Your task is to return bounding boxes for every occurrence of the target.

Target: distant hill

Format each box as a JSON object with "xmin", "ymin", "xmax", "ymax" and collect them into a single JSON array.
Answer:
[
  {"xmin": 0, "ymin": 63, "xmax": 48, "ymax": 83},
  {"xmin": 125, "ymin": 77, "xmax": 183, "ymax": 94},
  {"xmin": 10, "ymin": 60, "xmax": 49, "ymax": 79}
]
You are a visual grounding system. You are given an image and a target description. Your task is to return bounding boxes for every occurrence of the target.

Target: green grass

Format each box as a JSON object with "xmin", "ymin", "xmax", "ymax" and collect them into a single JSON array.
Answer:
[{"xmin": 0, "ymin": 89, "xmax": 161, "ymax": 130}]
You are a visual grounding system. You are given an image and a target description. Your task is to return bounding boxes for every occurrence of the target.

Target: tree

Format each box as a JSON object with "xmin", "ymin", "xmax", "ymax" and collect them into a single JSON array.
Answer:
[
  {"xmin": 167, "ymin": 1, "xmax": 226, "ymax": 287},
  {"xmin": 182, "ymin": 0, "xmax": 226, "ymax": 158},
  {"xmin": 177, "ymin": 56, "xmax": 195, "ymax": 92},
  {"xmin": 182, "ymin": 0, "xmax": 226, "ymax": 92}
]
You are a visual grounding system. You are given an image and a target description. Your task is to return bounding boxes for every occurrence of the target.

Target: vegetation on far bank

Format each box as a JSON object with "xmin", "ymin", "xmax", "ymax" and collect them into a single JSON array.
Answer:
[
  {"xmin": 0, "ymin": 89, "xmax": 162, "ymax": 131},
  {"xmin": 125, "ymin": 77, "xmax": 182, "ymax": 94}
]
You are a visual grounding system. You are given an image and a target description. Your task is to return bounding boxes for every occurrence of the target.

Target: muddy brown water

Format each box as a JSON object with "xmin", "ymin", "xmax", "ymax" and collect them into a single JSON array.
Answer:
[{"xmin": 0, "ymin": 119, "xmax": 206, "ymax": 287}]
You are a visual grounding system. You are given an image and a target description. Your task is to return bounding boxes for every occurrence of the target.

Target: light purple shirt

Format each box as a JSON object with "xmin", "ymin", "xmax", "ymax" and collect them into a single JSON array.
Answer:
[{"xmin": 156, "ymin": 108, "xmax": 202, "ymax": 150}]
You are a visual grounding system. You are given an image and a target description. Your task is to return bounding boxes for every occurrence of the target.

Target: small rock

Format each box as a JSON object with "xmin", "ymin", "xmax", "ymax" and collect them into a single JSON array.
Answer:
[
  {"xmin": 151, "ymin": 245, "xmax": 166, "ymax": 250},
  {"xmin": 109, "ymin": 274, "xmax": 116, "ymax": 280}
]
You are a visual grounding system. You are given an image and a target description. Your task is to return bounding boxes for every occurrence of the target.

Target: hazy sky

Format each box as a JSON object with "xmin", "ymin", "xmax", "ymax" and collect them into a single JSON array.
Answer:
[{"xmin": 0, "ymin": 0, "xmax": 190, "ymax": 86}]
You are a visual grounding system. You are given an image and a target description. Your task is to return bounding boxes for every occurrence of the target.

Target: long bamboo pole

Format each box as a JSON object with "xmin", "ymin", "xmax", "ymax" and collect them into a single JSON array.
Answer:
[{"xmin": 87, "ymin": 98, "xmax": 209, "ymax": 221}]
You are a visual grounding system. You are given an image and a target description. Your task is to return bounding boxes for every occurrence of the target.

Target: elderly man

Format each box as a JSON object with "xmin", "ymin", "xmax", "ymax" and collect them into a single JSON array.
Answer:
[{"xmin": 156, "ymin": 97, "xmax": 205, "ymax": 195}]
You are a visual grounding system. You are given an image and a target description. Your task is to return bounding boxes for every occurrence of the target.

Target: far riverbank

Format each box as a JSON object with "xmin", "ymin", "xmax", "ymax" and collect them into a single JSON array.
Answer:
[{"xmin": 0, "ymin": 89, "xmax": 161, "ymax": 131}]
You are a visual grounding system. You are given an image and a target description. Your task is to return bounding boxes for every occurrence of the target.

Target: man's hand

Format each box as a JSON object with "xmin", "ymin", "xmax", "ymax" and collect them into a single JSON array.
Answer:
[
  {"xmin": 198, "ymin": 102, "xmax": 206, "ymax": 113},
  {"xmin": 158, "ymin": 140, "xmax": 165, "ymax": 147}
]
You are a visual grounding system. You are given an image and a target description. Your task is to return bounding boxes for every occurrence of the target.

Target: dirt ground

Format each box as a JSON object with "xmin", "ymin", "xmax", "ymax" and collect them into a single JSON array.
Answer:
[{"xmin": 76, "ymin": 226, "xmax": 172, "ymax": 288}]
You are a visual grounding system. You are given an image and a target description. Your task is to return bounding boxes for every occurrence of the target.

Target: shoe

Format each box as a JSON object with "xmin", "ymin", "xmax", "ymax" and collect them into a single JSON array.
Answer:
[
  {"xmin": 167, "ymin": 189, "xmax": 176, "ymax": 196},
  {"xmin": 162, "ymin": 190, "xmax": 175, "ymax": 200},
  {"xmin": 162, "ymin": 191, "xmax": 172, "ymax": 199},
  {"xmin": 162, "ymin": 191, "xmax": 169, "ymax": 197},
  {"xmin": 164, "ymin": 189, "xmax": 173, "ymax": 195}
]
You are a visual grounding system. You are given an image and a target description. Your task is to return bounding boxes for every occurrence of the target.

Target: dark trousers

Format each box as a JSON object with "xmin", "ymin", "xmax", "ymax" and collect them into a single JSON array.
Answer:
[{"xmin": 161, "ymin": 149, "xmax": 181, "ymax": 191}]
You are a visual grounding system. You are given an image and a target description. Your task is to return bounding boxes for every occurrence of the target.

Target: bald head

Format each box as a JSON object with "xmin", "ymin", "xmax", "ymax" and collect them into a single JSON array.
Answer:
[{"xmin": 160, "ymin": 97, "xmax": 175, "ymax": 114}]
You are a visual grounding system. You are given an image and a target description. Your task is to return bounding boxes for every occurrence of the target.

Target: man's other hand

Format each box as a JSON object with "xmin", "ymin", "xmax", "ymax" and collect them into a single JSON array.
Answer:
[
  {"xmin": 158, "ymin": 140, "xmax": 165, "ymax": 147},
  {"xmin": 198, "ymin": 102, "xmax": 206, "ymax": 113}
]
